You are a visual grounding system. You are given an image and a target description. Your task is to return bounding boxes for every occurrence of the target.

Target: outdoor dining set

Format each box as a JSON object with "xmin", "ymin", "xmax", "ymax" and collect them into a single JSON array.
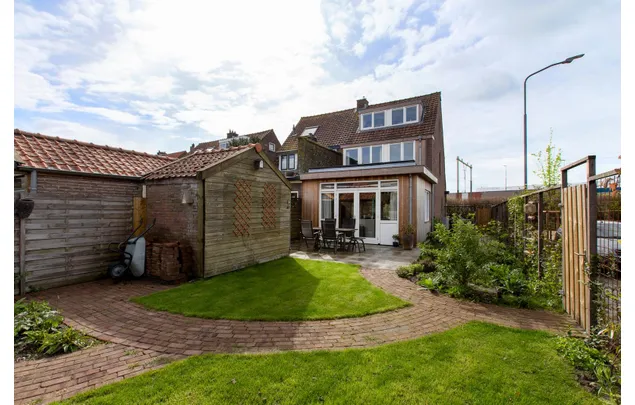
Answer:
[{"xmin": 299, "ymin": 218, "xmax": 366, "ymax": 254}]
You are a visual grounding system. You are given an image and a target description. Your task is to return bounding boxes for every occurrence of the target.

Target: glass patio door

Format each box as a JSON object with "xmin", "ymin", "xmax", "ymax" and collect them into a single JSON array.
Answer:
[
  {"xmin": 358, "ymin": 192, "xmax": 377, "ymax": 240},
  {"xmin": 337, "ymin": 193, "xmax": 355, "ymax": 228}
]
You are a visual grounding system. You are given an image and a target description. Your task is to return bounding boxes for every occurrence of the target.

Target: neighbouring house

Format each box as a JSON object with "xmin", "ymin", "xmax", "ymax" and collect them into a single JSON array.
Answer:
[
  {"xmin": 189, "ymin": 129, "xmax": 281, "ymax": 165},
  {"xmin": 13, "ymin": 129, "xmax": 172, "ymax": 292},
  {"xmin": 278, "ymin": 92, "xmax": 447, "ymax": 245},
  {"xmin": 158, "ymin": 150, "xmax": 188, "ymax": 159},
  {"xmin": 142, "ymin": 143, "xmax": 291, "ymax": 278}
]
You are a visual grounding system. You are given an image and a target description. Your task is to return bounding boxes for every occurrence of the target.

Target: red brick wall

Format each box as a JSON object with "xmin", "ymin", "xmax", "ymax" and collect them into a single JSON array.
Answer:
[
  {"xmin": 144, "ymin": 178, "xmax": 200, "ymax": 276},
  {"xmin": 36, "ymin": 172, "xmax": 141, "ymax": 198}
]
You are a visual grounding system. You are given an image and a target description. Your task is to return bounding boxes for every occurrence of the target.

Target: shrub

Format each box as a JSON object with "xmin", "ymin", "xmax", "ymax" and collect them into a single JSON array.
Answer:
[
  {"xmin": 419, "ymin": 257, "xmax": 437, "ymax": 273},
  {"xmin": 418, "ymin": 278, "xmax": 435, "ymax": 290},
  {"xmin": 15, "ymin": 299, "xmax": 94, "ymax": 358},
  {"xmin": 396, "ymin": 263, "xmax": 425, "ymax": 279},
  {"xmin": 431, "ymin": 215, "xmax": 502, "ymax": 291},
  {"xmin": 489, "ymin": 264, "xmax": 528, "ymax": 297}
]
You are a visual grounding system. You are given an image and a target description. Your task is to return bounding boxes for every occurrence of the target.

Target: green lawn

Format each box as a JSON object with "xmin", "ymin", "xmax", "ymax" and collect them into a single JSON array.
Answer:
[
  {"xmin": 132, "ymin": 257, "xmax": 409, "ymax": 321},
  {"xmin": 59, "ymin": 322, "xmax": 598, "ymax": 405}
]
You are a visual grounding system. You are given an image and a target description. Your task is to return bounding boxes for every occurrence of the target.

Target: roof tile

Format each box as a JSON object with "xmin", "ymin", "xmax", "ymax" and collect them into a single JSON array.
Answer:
[
  {"xmin": 279, "ymin": 92, "xmax": 440, "ymax": 152},
  {"xmin": 143, "ymin": 144, "xmax": 256, "ymax": 180},
  {"xmin": 14, "ymin": 129, "xmax": 172, "ymax": 177},
  {"xmin": 191, "ymin": 129, "xmax": 274, "ymax": 153}
]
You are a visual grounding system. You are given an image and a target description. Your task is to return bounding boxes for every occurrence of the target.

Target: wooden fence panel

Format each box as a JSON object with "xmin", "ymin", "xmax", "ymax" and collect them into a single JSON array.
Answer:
[
  {"xmin": 17, "ymin": 194, "xmax": 133, "ymax": 292},
  {"xmin": 562, "ymin": 184, "xmax": 591, "ymax": 332}
]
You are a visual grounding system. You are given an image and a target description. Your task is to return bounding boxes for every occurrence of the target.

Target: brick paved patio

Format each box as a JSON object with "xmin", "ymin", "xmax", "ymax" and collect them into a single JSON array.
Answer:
[{"xmin": 16, "ymin": 266, "xmax": 578, "ymax": 404}]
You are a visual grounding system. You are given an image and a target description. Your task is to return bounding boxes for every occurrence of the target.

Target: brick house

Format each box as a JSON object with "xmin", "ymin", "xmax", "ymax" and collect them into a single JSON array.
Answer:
[
  {"xmin": 13, "ymin": 129, "xmax": 172, "ymax": 292},
  {"xmin": 189, "ymin": 129, "xmax": 281, "ymax": 165},
  {"xmin": 278, "ymin": 92, "xmax": 447, "ymax": 244},
  {"xmin": 142, "ymin": 143, "xmax": 291, "ymax": 277}
]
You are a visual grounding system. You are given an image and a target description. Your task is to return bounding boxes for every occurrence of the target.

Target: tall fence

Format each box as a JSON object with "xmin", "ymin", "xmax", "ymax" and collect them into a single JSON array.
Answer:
[
  {"xmin": 14, "ymin": 194, "xmax": 133, "ymax": 294},
  {"xmin": 488, "ymin": 156, "xmax": 620, "ymax": 332},
  {"xmin": 591, "ymin": 168, "xmax": 621, "ymax": 327}
]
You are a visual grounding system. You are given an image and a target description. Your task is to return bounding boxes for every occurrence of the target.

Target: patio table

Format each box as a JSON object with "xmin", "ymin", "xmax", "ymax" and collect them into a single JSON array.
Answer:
[{"xmin": 336, "ymin": 228, "xmax": 357, "ymax": 251}]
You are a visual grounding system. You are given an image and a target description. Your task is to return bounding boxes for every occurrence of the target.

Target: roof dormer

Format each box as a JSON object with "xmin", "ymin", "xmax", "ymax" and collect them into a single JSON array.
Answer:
[{"xmin": 359, "ymin": 104, "xmax": 421, "ymax": 131}]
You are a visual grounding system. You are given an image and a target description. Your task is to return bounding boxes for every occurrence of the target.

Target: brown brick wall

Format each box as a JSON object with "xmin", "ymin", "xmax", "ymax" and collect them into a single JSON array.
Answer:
[
  {"xmin": 426, "ymin": 106, "xmax": 447, "ymax": 220},
  {"xmin": 298, "ymin": 137, "xmax": 342, "ymax": 174},
  {"xmin": 36, "ymin": 172, "xmax": 141, "ymax": 198},
  {"xmin": 144, "ymin": 178, "xmax": 200, "ymax": 276}
]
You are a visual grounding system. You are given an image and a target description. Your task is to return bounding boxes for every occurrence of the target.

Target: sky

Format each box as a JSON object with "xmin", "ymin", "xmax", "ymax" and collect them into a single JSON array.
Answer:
[{"xmin": 14, "ymin": 0, "xmax": 621, "ymax": 190}]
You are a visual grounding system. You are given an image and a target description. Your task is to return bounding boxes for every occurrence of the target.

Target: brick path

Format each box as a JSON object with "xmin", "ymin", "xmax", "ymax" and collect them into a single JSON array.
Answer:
[
  {"xmin": 16, "ymin": 269, "xmax": 577, "ymax": 404},
  {"xmin": 14, "ymin": 343, "xmax": 183, "ymax": 404}
]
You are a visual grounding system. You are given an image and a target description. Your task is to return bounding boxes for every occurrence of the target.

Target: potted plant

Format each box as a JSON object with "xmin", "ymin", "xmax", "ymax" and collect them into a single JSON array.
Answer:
[
  {"xmin": 392, "ymin": 234, "xmax": 400, "ymax": 247},
  {"xmin": 400, "ymin": 224, "xmax": 416, "ymax": 250}
]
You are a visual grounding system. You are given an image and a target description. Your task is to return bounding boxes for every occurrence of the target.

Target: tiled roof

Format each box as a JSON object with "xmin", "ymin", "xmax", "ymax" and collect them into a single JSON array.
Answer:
[
  {"xmin": 190, "ymin": 129, "xmax": 274, "ymax": 153},
  {"xmin": 279, "ymin": 92, "xmax": 441, "ymax": 152},
  {"xmin": 14, "ymin": 129, "xmax": 172, "ymax": 177},
  {"xmin": 143, "ymin": 144, "xmax": 259, "ymax": 180}
]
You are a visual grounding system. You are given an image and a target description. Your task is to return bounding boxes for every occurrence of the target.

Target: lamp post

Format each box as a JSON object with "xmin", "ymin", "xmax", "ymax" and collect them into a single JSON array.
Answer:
[{"xmin": 523, "ymin": 53, "xmax": 584, "ymax": 189}]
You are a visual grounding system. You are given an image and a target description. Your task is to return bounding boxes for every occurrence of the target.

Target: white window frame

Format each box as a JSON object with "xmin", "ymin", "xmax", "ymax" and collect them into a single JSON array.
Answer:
[
  {"xmin": 279, "ymin": 153, "xmax": 297, "ymax": 170},
  {"xmin": 300, "ymin": 126, "xmax": 318, "ymax": 137},
  {"xmin": 291, "ymin": 191, "xmax": 299, "ymax": 199},
  {"xmin": 219, "ymin": 141, "xmax": 229, "ymax": 150},
  {"xmin": 288, "ymin": 154, "xmax": 296, "ymax": 170},
  {"xmin": 269, "ymin": 142, "xmax": 275, "ymax": 152},
  {"xmin": 359, "ymin": 104, "xmax": 420, "ymax": 130},
  {"xmin": 343, "ymin": 141, "xmax": 415, "ymax": 166},
  {"xmin": 280, "ymin": 155, "xmax": 288, "ymax": 170}
]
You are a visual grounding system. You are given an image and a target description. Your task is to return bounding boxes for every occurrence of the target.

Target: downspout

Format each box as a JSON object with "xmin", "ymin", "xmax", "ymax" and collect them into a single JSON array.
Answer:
[
  {"xmin": 409, "ymin": 174, "xmax": 413, "ymax": 225},
  {"xmin": 418, "ymin": 137, "xmax": 423, "ymax": 165}
]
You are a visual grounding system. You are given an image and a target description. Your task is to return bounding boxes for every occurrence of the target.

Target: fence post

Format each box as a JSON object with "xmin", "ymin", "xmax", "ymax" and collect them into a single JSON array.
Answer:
[
  {"xmin": 561, "ymin": 168, "xmax": 568, "ymax": 310},
  {"xmin": 537, "ymin": 191, "xmax": 544, "ymax": 279},
  {"xmin": 587, "ymin": 156, "xmax": 598, "ymax": 329}
]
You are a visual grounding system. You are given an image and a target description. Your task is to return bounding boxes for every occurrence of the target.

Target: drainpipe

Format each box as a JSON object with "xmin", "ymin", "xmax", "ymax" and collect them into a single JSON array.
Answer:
[
  {"xmin": 418, "ymin": 136, "xmax": 423, "ymax": 165},
  {"xmin": 409, "ymin": 174, "xmax": 413, "ymax": 224}
]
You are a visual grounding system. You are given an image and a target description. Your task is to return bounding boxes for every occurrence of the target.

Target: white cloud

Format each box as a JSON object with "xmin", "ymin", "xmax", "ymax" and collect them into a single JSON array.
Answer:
[{"xmin": 14, "ymin": 0, "xmax": 621, "ymax": 189}]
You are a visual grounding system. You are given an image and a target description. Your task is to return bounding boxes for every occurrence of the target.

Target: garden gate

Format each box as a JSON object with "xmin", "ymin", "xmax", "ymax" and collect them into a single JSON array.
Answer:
[{"xmin": 561, "ymin": 156, "xmax": 596, "ymax": 333}]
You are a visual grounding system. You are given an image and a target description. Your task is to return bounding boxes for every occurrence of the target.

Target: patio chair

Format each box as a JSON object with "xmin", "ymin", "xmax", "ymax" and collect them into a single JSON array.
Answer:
[
  {"xmin": 339, "ymin": 218, "xmax": 356, "ymax": 250},
  {"xmin": 321, "ymin": 219, "xmax": 339, "ymax": 253},
  {"xmin": 300, "ymin": 219, "xmax": 320, "ymax": 251},
  {"xmin": 341, "ymin": 218, "xmax": 365, "ymax": 252}
]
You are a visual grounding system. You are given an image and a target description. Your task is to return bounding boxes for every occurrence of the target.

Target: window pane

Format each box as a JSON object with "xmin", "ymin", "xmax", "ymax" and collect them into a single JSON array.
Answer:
[
  {"xmin": 321, "ymin": 183, "xmax": 335, "ymax": 190},
  {"xmin": 362, "ymin": 114, "xmax": 372, "ymax": 128},
  {"xmin": 321, "ymin": 193, "xmax": 335, "ymax": 220},
  {"xmin": 406, "ymin": 106, "xmax": 417, "ymax": 122},
  {"xmin": 337, "ymin": 181, "xmax": 378, "ymax": 189},
  {"xmin": 372, "ymin": 145, "xmax": 382, "ymax": 163},
  {"xmin": 281, "ymin": 155, "xmax": 287, "ymax": 170},
  {"xmin": 425, "ymin": 190, "xmax": 431, "ymax": 222},
  {"xmin": 359, "ymin": 192, "xmax": 376, "ymax": 238},
  {"xmin": 392, "ymin": 108, "xmax": 404, "ymax": 125},
  {"xmin": 381, "ymin": 191, "xmax": 398, "ymax": 221},
  {"xmin": 269, "ymin": 143, "xmax": 275, "ymax": 152},
  {"xmin": 361, "ymin": 147, "xmax": 371, "ymax": 164},
  {"xmin": 403, "ymin": 142, "xmax": 414, "ymax": 161},
  {"xmin": 345, "ymin": 149, "xmax": 359, "ymax": 165},
  {"xmin": 389, "ymin": 144, "xmax": 401, "ymax": 162},
  {"xmin": 374, "ymin": 112, "xmax": 385, "ymax": 127},
  {"xmin": 288, "ymin": 154, "xmax": 296, "ymax": 169},
  {"xmin": 381, "ymin": 180, "xmax": 398, "ymax": 188}
]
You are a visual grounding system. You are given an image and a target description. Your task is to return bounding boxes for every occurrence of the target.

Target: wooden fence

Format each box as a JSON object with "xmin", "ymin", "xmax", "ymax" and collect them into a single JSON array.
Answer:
[{"xmin": 14, "ymin": 194, "xmax": 133, "ymax": 293}]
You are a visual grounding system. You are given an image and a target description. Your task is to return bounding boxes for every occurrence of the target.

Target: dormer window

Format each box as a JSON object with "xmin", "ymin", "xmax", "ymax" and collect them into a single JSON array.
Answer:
[
  {"xmin": 219, "ymin": 141, "xmax": 229, "ymax": 150},
  {"xmin": 301, "ymin": 126, "xmax": 318, "ymax": 137},
  {"xmin": 360, "ymin": 104, "xmax": 419, "ymax": 130}
]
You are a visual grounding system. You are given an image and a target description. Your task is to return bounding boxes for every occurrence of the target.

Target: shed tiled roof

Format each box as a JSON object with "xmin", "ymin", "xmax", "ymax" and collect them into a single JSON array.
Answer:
[
  {"xmin": 191, "ymin": 129, "xmax": 274, "ymax": 153},
  {"xmin": 279, "ymin": 92, "xmax": 441, "ymax": 152},
  {"xmin": 143, "ymin": 144, "xmax": 257, "ymax": 180},
  {"xmin": 14, "ymin": 129, "xmax": 172, "ymax": 177}
]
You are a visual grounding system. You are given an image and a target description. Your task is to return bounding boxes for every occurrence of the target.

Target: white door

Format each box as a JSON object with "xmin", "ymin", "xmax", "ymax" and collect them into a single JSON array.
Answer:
[
  {"xmin": 335, "ymin": 190, "xmax": 379, "ymax": 244},
  {"xmin": 379, "ymin": 190, "xmax": 399, "ymax": 245}
]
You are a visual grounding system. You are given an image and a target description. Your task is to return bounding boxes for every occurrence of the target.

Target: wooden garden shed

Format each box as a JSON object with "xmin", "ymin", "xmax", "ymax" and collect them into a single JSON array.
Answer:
[{"xmin": 142, "ymin": 143, "xmax": 291, "ymax": 278}]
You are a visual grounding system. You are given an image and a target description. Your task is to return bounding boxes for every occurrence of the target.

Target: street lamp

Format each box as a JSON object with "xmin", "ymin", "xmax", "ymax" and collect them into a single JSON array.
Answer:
[{"xmin": 523, "ymin": 53, "xmax": 584, "ymax": 189}]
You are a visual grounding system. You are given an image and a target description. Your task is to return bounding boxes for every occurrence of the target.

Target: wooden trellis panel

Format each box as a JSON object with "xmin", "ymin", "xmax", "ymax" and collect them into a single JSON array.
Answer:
[
  {"xmin": 262, "ymin": 183, "xmax": 278, "ymax": 230},
  {"xmin": 233, "ymin": 179, "xmax": 252, "ymax": 236}
]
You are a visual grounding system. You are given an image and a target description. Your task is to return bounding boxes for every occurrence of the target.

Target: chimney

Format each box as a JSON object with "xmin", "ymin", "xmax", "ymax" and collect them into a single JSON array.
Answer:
[
  {"xmin": 227, "ymin": 129, "xmax": 239, "ymax": 139},
  {"xmin": 356, "ymin": 97, "xmax": 369, "ymax": 111},
  {"xmin": 190, "ymin": 143, "xmax": 195, "ymax": 152}
]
